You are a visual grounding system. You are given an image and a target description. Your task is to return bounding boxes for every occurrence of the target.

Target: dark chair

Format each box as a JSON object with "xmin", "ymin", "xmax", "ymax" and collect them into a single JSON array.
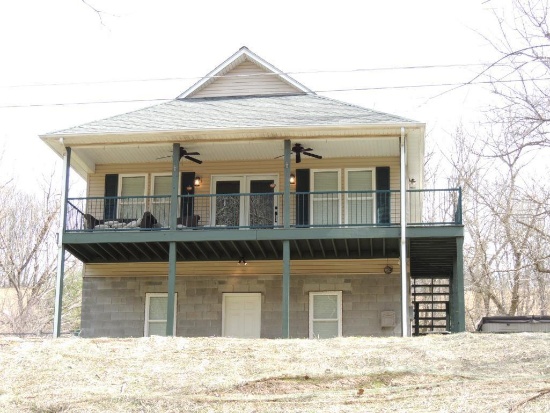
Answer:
[{"xmin": 177, "ymin": 215, "xmax": 200, "ymax": 227}]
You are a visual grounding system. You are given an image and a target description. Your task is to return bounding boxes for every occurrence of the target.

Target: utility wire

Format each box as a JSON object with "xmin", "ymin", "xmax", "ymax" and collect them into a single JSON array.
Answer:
[
  {"xmin": 0, "ymin": 62, "xmax": 501, "ymax": 89},
  {"xmin": 0, "ymin": 76, "xmax": 547, "ymax": 109}
]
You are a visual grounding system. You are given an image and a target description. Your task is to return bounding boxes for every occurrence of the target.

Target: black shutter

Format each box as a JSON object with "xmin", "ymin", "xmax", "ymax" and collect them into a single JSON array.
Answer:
[
  {"xmin": 376, "ymin": 167, "xmax": 390, "ymax": 224},
  {"xmin": 296, "ymin": 169, "xmax": 310, "ymax": 227},
  {"xmin": 104, "ymin": 174, "xmax": 118, "ymax": 220},
  {"xmin": 180, "ymin": 172, "xmax": 196, "ymax": 219}
]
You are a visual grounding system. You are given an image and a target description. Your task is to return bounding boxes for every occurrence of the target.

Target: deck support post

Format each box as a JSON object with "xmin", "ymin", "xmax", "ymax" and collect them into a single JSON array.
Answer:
[
  {"xmin": 166, "ymin": 143, "xmax": 180, "ymax": 336},
  {"xmin": 53, "ymin": 146, "xmax": 71, "ymax": 338},
  {"xmin": 451, "ymin": 236, "xmax": 465, "ymax": 332},
  {"xmin": 399, "ymin": 128, "xmax": 409, "ymax": 337},
  {"xmin": 282, "ymin": 139, "xmax": 291, "ymax": 338},
  {"xmin": 167, "ymin": 242, "xmax": 177, "ymax": 336}
]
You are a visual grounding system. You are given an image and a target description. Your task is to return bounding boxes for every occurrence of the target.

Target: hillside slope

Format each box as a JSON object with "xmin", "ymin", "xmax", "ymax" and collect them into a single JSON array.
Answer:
[{"xmin": 0, "ymin": 333, "xmax": 549, "ymax": 412}]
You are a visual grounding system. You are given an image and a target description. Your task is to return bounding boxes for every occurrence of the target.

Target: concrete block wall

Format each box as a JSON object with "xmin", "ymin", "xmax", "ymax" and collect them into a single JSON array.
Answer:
[{"xmin": 81, "ymin": 273, "xmax": 402, "ymax": 338}]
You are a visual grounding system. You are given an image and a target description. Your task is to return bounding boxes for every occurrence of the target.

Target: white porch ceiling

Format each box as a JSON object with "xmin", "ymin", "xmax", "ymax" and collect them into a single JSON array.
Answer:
[{"xmin": 74, "ymin": 137, "xmax": 400, "ymax": 166}]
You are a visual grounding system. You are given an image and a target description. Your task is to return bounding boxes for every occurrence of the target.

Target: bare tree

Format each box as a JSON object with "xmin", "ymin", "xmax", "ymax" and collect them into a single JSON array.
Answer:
[
  {"xmin": 481, "ymin": 0, "xmax": 550, "ymax": 152},
  {"xmin": 448, "ymin": 123, "xmax": 550, "ymax": 328},
  {"xmin": 0, "ymin": 174, "xmax": 81, "ymax": 336}
]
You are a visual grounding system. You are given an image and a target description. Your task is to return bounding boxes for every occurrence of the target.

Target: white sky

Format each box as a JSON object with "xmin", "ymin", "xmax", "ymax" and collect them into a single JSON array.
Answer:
[{"xmin": 0, "ymin": 0, "xmax": 505, "ymax": 191}]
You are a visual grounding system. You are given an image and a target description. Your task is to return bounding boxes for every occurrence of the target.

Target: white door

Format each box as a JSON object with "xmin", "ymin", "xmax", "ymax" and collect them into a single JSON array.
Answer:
[{"xmin": 222, "ymin": 293, "xmax": 262, "ymax": 338}]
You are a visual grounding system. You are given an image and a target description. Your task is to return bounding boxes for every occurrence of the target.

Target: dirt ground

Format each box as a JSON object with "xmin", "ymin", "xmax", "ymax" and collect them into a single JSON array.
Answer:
[{"xmin": 0, "ymin": 333, "xmax": 549, "ymax": 412}]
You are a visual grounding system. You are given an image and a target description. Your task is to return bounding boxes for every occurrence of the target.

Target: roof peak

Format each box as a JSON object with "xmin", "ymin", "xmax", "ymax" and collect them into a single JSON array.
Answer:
[{"xmin": 177, "ymin": 47, "xmax": 312, "ymax": 99}]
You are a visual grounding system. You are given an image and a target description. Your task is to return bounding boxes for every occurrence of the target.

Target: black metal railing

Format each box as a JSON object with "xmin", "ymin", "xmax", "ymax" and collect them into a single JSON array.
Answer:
[{"xmin": 65, "ymin": 189, "xmax": 462, "ymax": 232}]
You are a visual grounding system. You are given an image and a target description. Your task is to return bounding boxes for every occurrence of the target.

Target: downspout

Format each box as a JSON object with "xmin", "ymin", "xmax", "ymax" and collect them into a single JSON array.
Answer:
[
  {"xmin": 400, "ymin": 127, "xmax": 408, "ymax": 337},
  {"xmin": 282, "ymin": 139, "xmax": 291, "ymax": 338},
  {"xmin": 53, "ymin": 143, "xmax": 71, "ymax": 337}
]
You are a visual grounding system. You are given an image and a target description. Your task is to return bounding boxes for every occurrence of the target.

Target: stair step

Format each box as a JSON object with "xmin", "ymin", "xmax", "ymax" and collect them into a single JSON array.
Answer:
[
  {"xmin": 416, "ymin": 311, "xmax": 448, "ymax": 315},
  {"xmin": 417, "ymin": 303, "xmax": 448, "ymax": 310},
  {"xmin": 414, "ymin": 323, "xmax": 446, "ymax": 328},
  {"xmin": 413, "ymin": 300, "xmax": 449, "ymax": 304}
]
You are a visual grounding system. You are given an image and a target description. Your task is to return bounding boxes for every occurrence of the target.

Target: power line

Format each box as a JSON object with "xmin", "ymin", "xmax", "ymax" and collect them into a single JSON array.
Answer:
[
  {"xmin": 0, "ymin": 76, "xmax": 546, "ymax": 109},
  {"xmin": 0, "ymin": 62, "xmax": 499, "ymax": 90}
]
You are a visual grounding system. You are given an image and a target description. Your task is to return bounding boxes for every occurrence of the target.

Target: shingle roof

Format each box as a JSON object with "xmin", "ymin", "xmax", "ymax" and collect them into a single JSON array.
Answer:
[{"xmin": 49, "ymin": 94, "xmax": 418, "ymax": 136}]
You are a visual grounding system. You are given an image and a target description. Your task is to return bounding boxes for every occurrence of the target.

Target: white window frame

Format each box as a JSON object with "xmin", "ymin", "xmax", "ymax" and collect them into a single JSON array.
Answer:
[
  {"xmin": 309, "ymin": 291, "xmax": 343, "ymax": 339},
  {"xmin": 151, "ymin": 174, "xmax": 179, "ymax": 227},
  {"xmin": 310, "ymin": 169, "xmax": 341, "ymax": 226},
  {"xmin": 144, "ymin": 292, "xmax": 177, "ymax": 337},
  {"xmin": 211, "ymin": 174, "xmax": 279, "ymax": 227},
  {"xmin": 117, "ymin": 174, "xmax": 148, "ymax": 219},
  {"xmin": 221, "ymin": 292, "xmax": 262, "ymax": 337},
  {"xmin": 344, "ymin": 168, "xmax": 376, "ymax": 225}
]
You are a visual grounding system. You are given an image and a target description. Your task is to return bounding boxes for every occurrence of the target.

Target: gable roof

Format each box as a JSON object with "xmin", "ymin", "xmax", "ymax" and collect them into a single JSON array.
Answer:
[
  {"xmin": 43, "ymin": 47, "xmax": 422, "ymax": 139},
  {"xmin": 178, "ymin": 46, "xmax": 312, "ymax": 99},
  {"xmin": 47, "ymin": 94, "xmax": 417, "ymax": 136}
]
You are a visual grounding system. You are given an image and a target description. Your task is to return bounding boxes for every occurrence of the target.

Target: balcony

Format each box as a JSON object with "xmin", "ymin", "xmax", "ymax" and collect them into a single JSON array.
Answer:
[
  {"xmin": 62, "ymin": 189, "xmax": 462, "ymax": 264},
  {"xmin": 65, "ymin": 189, "xmax": 462, "ymax": 232}
]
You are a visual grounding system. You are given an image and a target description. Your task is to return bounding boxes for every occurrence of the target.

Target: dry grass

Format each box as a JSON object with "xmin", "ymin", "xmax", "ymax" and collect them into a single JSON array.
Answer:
[{"xmin": 0, "ymin": 333, "xmax": 549, "ymax": 412}]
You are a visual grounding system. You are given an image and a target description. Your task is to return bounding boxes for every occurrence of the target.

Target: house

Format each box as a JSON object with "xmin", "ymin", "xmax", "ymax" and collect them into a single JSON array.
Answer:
[{"xmin": 41, "ymin": 47, "xmax": 465, "ymax": 338}]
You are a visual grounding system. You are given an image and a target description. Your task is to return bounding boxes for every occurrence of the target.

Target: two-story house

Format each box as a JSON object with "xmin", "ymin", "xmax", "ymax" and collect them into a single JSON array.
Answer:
[{"xmin": 41, "ymin": 47, "xmax": 465, "ymax": 338}]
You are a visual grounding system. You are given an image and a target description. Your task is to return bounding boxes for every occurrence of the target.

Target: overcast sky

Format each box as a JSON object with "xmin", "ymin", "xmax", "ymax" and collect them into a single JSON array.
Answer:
[{"xmin": 0, "ymin": 0, "xmax": 504, "ymax": 191}]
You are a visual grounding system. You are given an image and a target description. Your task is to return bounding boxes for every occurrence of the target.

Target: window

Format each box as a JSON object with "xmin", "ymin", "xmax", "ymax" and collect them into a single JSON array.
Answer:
[
  {"xmin": 144, "ymin": 293, "xmax": 177, "ymax": 336},
  {"xmin": 311, "ymin": 170, "xmax": 340, "ymax": 226},
  {"xmin": 118, "ymin": 175, "xmax": 147, "ymax": 220},
  {"xmin": 309, "ymin": 291, "xmax": 342, "ymax": 339},
  {"xmin": 151, "ymin": 175, "xmax": 173, "ymax": 227},
  {"xmin": 346, "ymin": 169, "xmax": 375, "ymax": 225}
]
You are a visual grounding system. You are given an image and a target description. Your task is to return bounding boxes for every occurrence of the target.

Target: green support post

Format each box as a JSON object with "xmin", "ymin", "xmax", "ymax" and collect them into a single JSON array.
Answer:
[
  {"xmin": 282, "ymin": 139, "xmax": 291, "ymax": 338},
  {"xmin": 166, "ymin": 143, "xmax": 180, "ymax": 336},
  {"xmin": 166, "ymin": 242, "xmax": 177, "ymax": 336},
  {"xmin": 282, "ymin": 240, "xmax": 290, "ymax": 338},
  {"xmin": 53, "ymin": 146, "xmax": 71, "ymax": 338},
  {"xmin": 451, "ymin": 236, "xmax": 465, "ymax": 332}
]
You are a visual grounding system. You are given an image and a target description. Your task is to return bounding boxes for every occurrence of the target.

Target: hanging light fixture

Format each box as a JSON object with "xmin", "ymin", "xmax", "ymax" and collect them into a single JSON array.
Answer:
[{"xmin": 238, "ymin": 257, "xmax": 247, "ymax": 266}]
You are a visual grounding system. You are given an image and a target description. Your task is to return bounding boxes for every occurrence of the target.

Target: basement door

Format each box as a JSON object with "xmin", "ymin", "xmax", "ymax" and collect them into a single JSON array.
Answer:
[{"xmin": 222, "ymin": 293, "xmax": 262, "ymax": 338}]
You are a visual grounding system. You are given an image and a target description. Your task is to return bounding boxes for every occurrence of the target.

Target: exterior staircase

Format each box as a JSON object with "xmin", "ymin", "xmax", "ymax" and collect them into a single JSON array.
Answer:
[{"xmin": 412, "ymin": 277, "xmax": 450, "ymax": 335}]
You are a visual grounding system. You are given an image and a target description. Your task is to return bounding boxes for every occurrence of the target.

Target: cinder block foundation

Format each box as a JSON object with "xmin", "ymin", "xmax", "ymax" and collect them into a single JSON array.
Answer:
[{"xmin": 81, "ymin": 274, "xmax": 402, "ymax": 338}]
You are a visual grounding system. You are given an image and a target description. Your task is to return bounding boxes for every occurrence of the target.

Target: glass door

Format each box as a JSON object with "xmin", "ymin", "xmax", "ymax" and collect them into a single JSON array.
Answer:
[
  {"xmin": 214, "ymin": 179, "xmax": 242, "ymax": 227},
  {"xmin": 212, "ymin": 175, "xmax": 277, "ymax": 228},
  {"xmin": 247, "ymin": 178, "xmax": 275, "ymax": 228}
]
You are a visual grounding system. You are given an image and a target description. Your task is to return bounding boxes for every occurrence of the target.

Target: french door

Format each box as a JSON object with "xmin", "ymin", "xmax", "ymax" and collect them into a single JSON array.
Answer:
[{"xmin": 212, "ymin": 175, "xmax": 277, "ymax": 228}]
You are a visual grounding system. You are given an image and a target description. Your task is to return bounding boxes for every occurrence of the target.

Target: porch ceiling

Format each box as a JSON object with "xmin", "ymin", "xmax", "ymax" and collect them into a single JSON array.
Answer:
[
  {"xmin": 65, "ymin": 237, "xmax": 401, "ymax": 264},
  {"xmin": 70, "ymin": 137, "xmax": 400, "ymax": 166}
]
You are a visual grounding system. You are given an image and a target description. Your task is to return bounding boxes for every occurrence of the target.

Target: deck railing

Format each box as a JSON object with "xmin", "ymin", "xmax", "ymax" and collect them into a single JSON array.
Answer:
[{"xmin": 65, "ymin": 189, "xmax": 462, "ymax": 232}]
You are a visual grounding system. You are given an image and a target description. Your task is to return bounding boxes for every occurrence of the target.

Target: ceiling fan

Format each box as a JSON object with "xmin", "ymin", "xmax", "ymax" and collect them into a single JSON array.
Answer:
[
  {"xmin": 291, "ymin": 143, "xmax": 322, "ymax": 163},
  {"xmin": 157, "ymin": 147, "xmax": 203, "ymax": 164}
]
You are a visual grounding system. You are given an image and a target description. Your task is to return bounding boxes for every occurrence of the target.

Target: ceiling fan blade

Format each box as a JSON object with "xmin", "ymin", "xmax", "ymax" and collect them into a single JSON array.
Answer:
[
  {"xmin": 184, "ymin": 151, "xmax": 200, "ymax": 156},
  {"xmin": 156, "ymin": 155, "xmax": 171, "ymax": 160},
  {"xmin": 296, "ymin": 152, "xmax": 301, "ymax": 163},
  {"xmin": 184, "ymin": 155, "xmax": 203, "ymax": 164},
  {"xmin": 303, "ymin": 152, "xmax": 322, "ymax": 160}
]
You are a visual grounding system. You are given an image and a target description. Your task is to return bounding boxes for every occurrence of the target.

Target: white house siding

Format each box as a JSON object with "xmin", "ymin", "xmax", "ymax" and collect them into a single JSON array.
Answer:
[
  {"xmin": 80, "ymin": 272, "xmax": 403, "ymax": 338},
  {"xmin": 190, "ymin": 60, "xmax": 302, "ymax": 98},
  {"xmin": 86, "ymin": 156, "xmax": 401, "ymax": 223}
]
